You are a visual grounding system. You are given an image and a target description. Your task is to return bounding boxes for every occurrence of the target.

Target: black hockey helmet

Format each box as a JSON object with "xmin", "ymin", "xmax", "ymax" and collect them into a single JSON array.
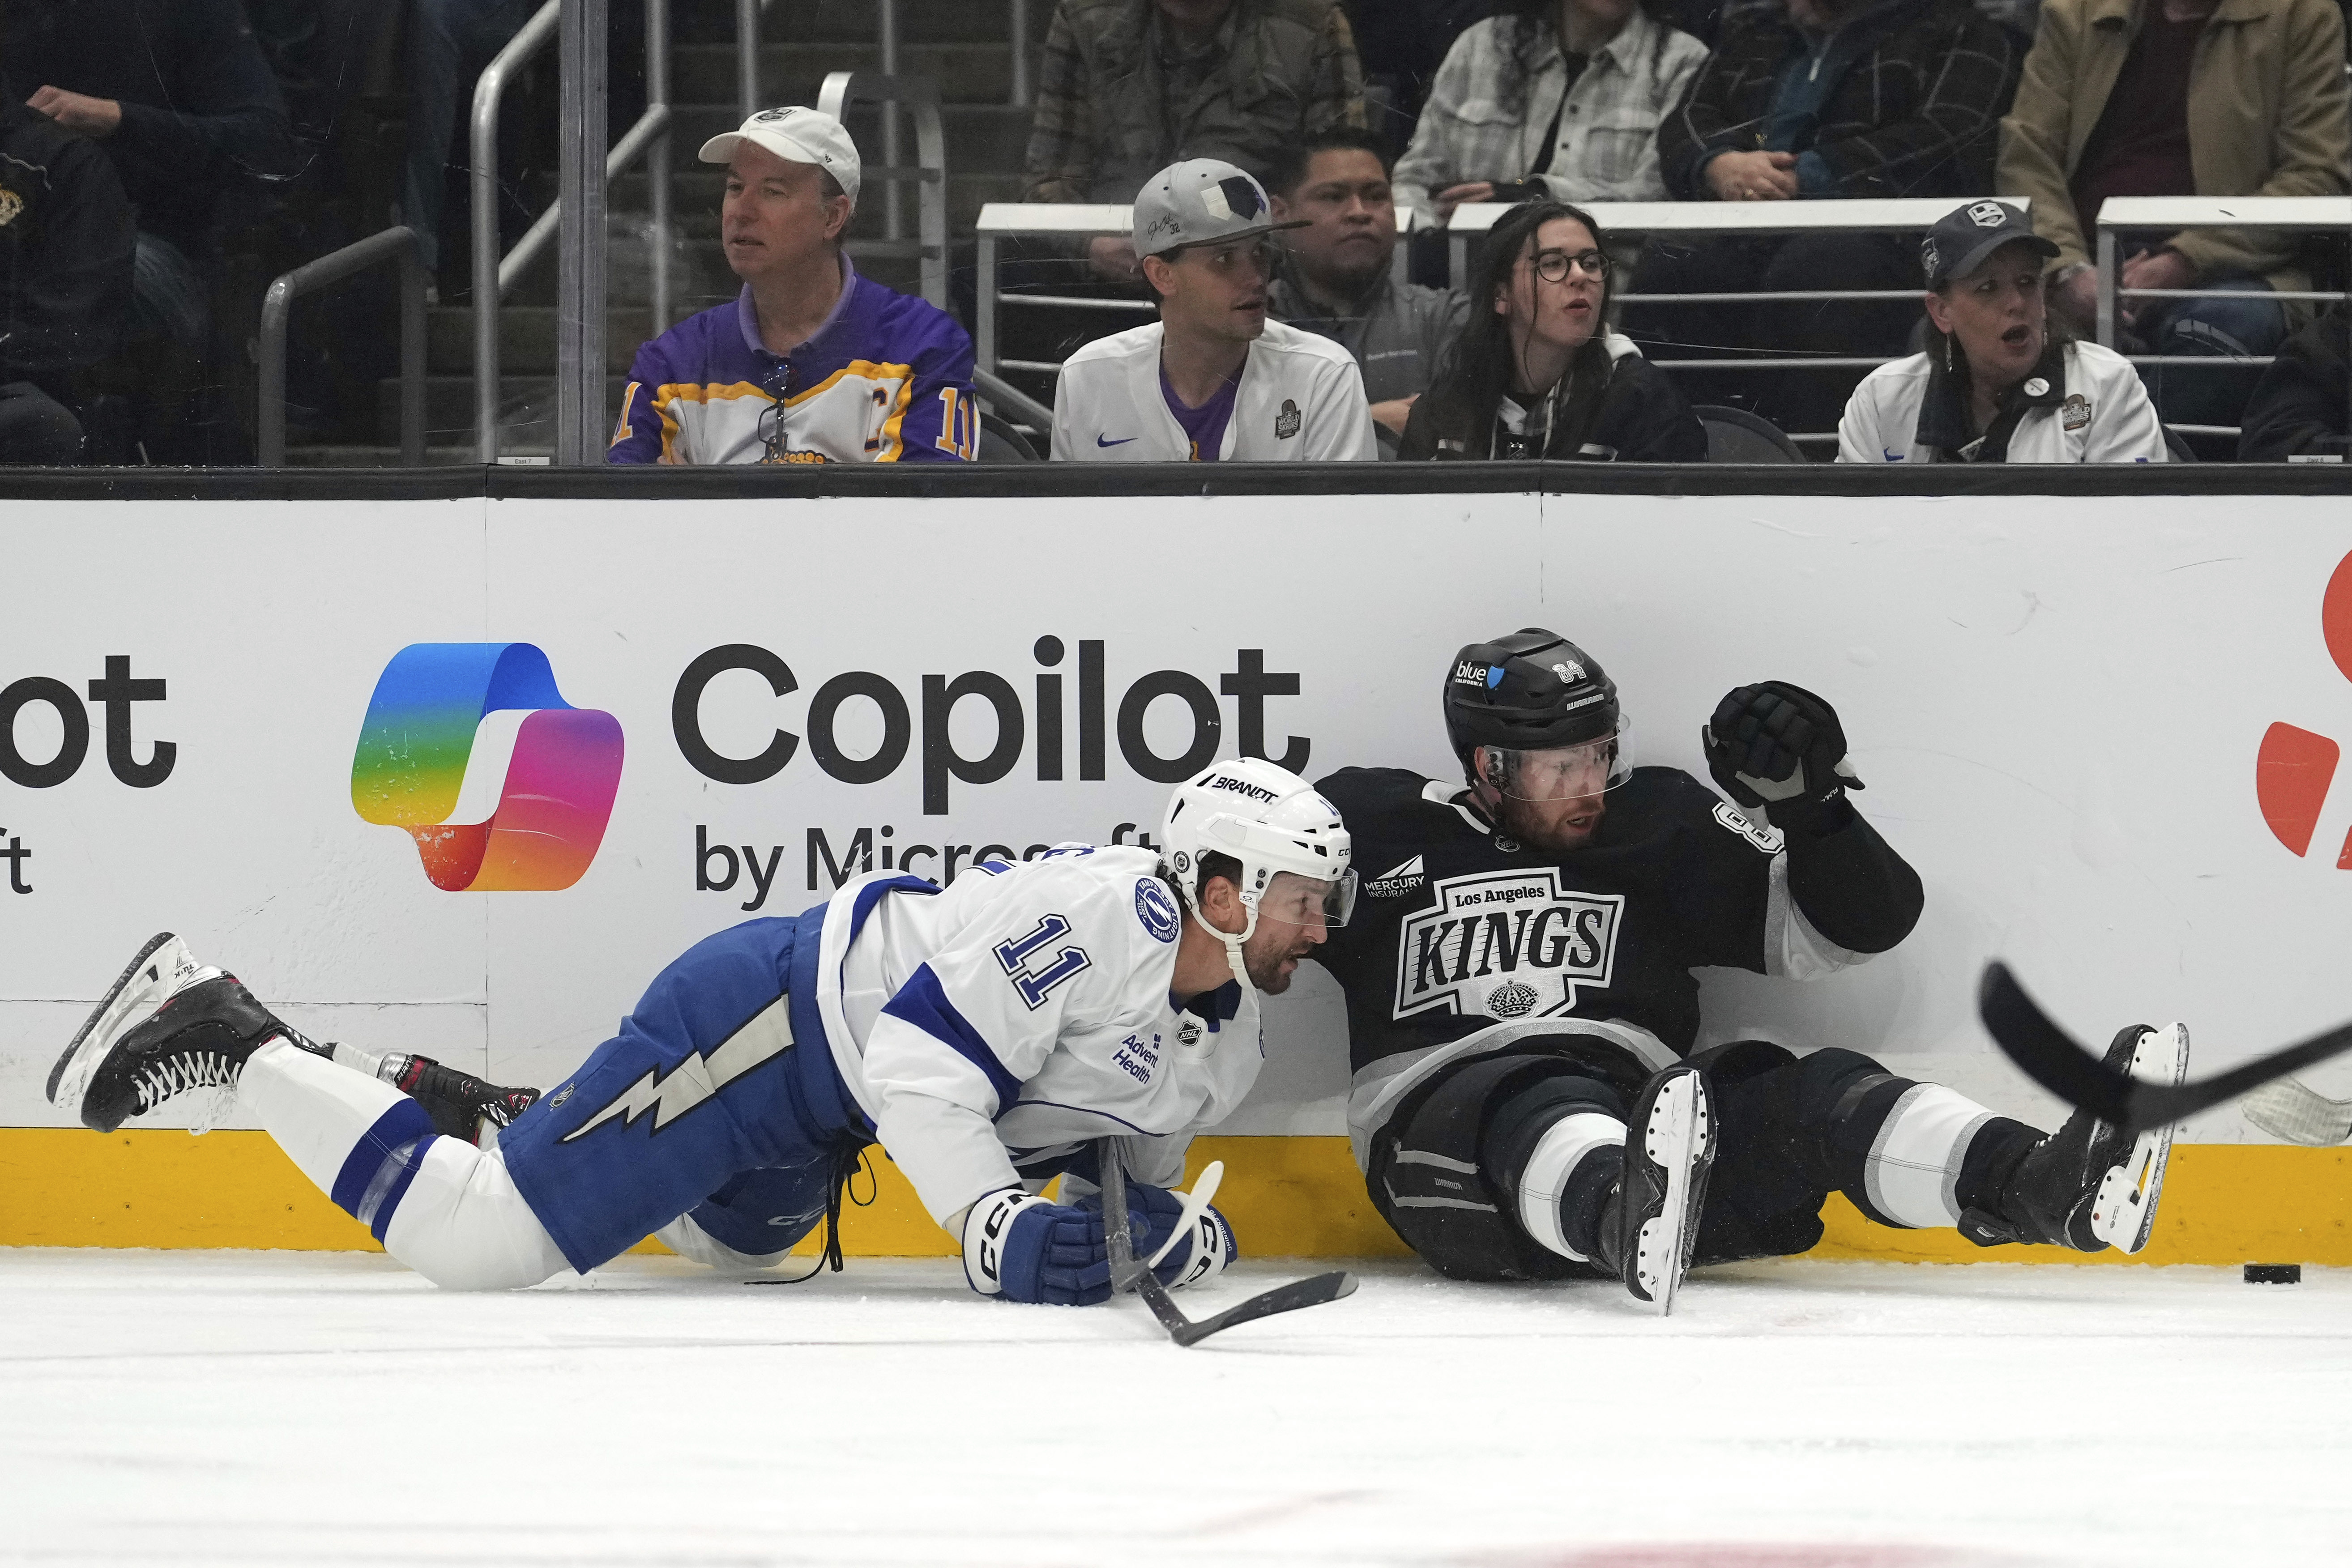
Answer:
[{"xmin": 1443, "ymin": 628, "xmax": 1622, "ymax": 780}]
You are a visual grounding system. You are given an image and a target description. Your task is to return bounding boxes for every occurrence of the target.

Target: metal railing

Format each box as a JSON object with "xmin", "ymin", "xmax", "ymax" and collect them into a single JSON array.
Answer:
[
  {"xmin": 2094, "ymin": 195, "xmax": 2352, "ymax": 440},
  {"xmin": 259, "ymin": 226, "xmax": 427, "ymax": 467},
  {"xmin": 471, "ymin": 0, "xmax": 671, "ymax": 462},
  {"xmin": 973, "ymin": 203, "xmax": 1417, "ymax": 383},
  {"xmin": 818, "ymin": 72, "xmax": 948, "ymax": 310}
]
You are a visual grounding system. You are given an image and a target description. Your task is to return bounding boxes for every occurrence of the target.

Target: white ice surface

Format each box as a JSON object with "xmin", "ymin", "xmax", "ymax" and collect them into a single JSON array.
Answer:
[{"xmin": 4, "ymin": 1249, "xmax": 2348, "ymax": 1567}]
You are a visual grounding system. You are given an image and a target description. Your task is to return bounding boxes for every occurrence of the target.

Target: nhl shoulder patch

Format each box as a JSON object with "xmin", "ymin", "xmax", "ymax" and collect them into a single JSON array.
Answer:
[
  {"xmin": 1134, "ymin": 877, "xmax": 1181, "ymax": 943},
  {"xmin": 1711, "ymin": 800, "xmax": 1785, "ymax": 853}
]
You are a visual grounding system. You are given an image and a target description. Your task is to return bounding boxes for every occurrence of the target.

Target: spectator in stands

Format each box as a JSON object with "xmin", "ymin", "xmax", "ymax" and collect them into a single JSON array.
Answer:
[
  {"xmin": 1051, "ymin": 159, "xmax": 1379, "ymax": 460},
  {"xmin": 1400, "ymin": 200, "xmax": 1704, "ymax": 458},
  {"xmin": 1342, "ymin": 0, "xmax": 1498, "ymax": 158},
  {"xmin": 1390, "ymin": 0, "xmax": 1710, "ymax": 226},
  {"xmin": 1639, "ymin": 0, "xmax": 2023, "ymax": 436},
  {"xmin": 2238, "ymin": 304, "xmax": 2349, "ymax": 462},
  {"xmin": 1995, "ymin": 0, "xmax": 2350, "ymax": 430},
  {"xmin": 0, "ymin": 98, "xmax": 135, "ymax": 464},
  {"xmin": 404, "ymin": 0, "xmax": 541, "ymax": 293},
  {"xmin": 1024, "ymin": 0, "xmax": 1369, "ymax": 281},
  {"xmin": 1838, "ymin": 200, "xmax": 2166, "ymax": 460},
  {"xmin": 609, "ymin": 109, "xmax": 975, "ymax": 465},
  {"xmin": 11, "ymin": 0, "xmax": 298, "ymax": 359},
  {"xmin": 1267, "ymin": 129, "xmax": 1469, "ymax": 438}
]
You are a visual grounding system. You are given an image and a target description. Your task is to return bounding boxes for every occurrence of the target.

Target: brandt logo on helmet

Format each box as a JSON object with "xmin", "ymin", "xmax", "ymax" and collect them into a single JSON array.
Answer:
[
  {"xmin": 1967, "ymin": 201, "xmax": 2007, "ymax": 228},
  {"xmin": 1207, "ymin": 774, "xmax": 1278, "ymax": 802},
  {"xmin": 1394, "ymin": 869, "xmax": 1623, "ymax": 1021}
]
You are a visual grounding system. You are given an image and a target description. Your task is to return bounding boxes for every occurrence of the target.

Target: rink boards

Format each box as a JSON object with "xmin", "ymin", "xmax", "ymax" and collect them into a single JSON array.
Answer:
[{"xmin": 5, "ymin": 477, "xmax": 2352, "ymax": 1262}]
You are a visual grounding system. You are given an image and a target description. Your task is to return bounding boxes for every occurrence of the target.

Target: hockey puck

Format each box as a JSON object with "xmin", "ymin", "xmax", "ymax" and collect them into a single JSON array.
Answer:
[{"xmin": 2243, "ymin": 1263, "xmax": 2302, "ymax": 1284}]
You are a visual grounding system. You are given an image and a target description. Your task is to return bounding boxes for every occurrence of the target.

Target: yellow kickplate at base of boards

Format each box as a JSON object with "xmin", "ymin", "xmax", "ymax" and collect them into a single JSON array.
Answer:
[{"xmin": 3, "ymin": 1128, "xmax": 2348, "ymax": 1266}]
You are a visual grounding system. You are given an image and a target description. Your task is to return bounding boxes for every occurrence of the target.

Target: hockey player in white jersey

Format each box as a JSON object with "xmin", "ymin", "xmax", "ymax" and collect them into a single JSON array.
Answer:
[{"xmin": 48, "ymin": 759, "xmax": 1354, "ymax": 1304}]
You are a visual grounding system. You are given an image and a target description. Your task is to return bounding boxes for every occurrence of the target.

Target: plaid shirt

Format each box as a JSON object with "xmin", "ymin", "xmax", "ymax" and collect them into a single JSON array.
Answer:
[
  {"xmin": 1024, "ymin": 0, "xmax": 1365, "ymax": 203},
  {"xmin": 1392, "ymin": 10, "xmax": 1712, "ymax": 221},
  {"xmin": 1659, "ymin": 0, "xmax": 2021, "ymax": 200}
]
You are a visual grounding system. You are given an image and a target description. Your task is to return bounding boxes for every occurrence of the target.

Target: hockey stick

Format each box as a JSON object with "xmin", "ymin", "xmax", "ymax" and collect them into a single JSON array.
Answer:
[
  {"xmin": 1098, "ymin": 1142, "xmax": 1357, "ymax": 1347},
  {"xmin": 2240, "ymin": 1078, "xmax": 2352, "ymax": 1146},
  {"xmin": 1979, "ymin": 962, "xmax": 2352, "ymax": 1130}
]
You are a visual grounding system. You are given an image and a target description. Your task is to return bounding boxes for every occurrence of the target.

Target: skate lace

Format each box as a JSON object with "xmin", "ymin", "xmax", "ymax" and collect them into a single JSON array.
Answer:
[{"xmin": 133, "ymin": 1051, "xmax": 242, "ymax": 1117}]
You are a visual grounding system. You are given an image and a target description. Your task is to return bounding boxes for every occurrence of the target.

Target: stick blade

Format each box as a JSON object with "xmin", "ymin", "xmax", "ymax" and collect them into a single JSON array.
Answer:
[
  {"xmin": 1170, "ymin": 1270, "xmax": 1357, "ymax": 1347},
  {"xmin": 1978, "ymin": 962, "xmax": 2134, "ymax": 1123}
]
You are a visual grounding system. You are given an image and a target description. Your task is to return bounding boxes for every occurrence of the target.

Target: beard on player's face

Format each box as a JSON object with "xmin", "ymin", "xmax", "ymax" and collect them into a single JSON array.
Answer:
[
  {"xmin": 1489, "ymin": 784, "xmax": 1608, "ymax": 852},
  {"xmin": 1238, "ymin": 910, "xmax": 1323, "ymax": 993}
]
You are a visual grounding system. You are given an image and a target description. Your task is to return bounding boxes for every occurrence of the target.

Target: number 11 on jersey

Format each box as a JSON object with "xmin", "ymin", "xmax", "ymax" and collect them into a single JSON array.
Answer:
[{"xmin": 995, "ymin": 914, "xmax": 1092, "ymax": 1010}]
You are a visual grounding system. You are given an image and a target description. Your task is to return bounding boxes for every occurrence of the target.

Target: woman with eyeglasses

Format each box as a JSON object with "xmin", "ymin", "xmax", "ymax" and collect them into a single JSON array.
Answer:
[{"xmin": 1399, "ymin": 201, "xmax": 1704, "ymax": 462}]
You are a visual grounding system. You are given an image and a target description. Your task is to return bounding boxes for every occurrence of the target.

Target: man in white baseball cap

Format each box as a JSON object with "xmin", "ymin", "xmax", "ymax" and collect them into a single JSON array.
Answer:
[
  {"xmin": 1050, "ymin": 158, "xmax": 1377, "ymax": 463},
  {"xmin": 610, "ymin": 106, "xmax": 976, "ymax": 465}
]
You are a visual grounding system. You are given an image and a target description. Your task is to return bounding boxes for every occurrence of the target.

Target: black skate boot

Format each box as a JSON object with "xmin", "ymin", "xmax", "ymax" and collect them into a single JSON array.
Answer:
[
  {"xmin": 1959, "ymin": 1023, "xmax": 2190, "ymax": 1254},
  {"xmin": 381, "ymin": 1054, "xmax": 541, "ymax": 1146},
  {"xmin": 1592, "ymin": 1064, "xmax": 1715, "ymax": 1315},
  {"xmin": 47, "ymin": 932, "xmax": 323, "ymax": 1134}
]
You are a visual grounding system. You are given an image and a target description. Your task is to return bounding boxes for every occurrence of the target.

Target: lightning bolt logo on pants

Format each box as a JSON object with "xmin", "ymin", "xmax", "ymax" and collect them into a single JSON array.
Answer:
[{"xmin": 559, "ymin": 996, "xmax": 794, "ymax": 1142}]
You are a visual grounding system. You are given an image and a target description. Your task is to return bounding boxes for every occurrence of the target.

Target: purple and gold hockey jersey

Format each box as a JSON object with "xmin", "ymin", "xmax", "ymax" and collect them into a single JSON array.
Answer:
[{"xmin": 608, "ymin": 256, "xmax": 977, "ymax": 464}]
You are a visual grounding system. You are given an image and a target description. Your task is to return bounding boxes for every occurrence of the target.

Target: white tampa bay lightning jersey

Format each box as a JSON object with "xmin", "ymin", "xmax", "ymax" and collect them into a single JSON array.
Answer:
[{"xmin": 812, "ymin": 848, "xmax": 1262, "ymax": 1224}]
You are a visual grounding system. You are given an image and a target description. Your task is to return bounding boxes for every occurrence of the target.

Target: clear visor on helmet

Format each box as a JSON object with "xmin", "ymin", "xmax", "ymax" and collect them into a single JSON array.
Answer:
[
  {"xmin": 1486, "ymin": 718, "xmax": 1635, "ymax": 801},
  {"xmin": 1246, "ymin": 867, "xmax": 1358, "ymax": 929}
]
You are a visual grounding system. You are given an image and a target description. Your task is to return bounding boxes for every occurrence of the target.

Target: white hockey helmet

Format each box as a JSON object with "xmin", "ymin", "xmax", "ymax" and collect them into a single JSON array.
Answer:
[{"xmin": 1160, "ymin": 758, "xmax": 1355, "ymax": 991}]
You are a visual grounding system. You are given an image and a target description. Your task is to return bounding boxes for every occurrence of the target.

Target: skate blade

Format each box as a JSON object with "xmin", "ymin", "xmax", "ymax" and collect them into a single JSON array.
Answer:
[
  {"xmin": 1633, "ymin": 1074, "xmax": 1714, "ymax": 1317},
  {"xmin": 2092, "ymin": 1023, "xmax": 2188, "ymax": 1253},
  {"xmin": 45, "ymin": 933, "xmax": 211, "ymax": 1121}
]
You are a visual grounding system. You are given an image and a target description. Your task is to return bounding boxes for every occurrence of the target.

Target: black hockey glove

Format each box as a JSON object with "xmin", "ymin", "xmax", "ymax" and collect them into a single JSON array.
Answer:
[{"xmin": 1702, "ymin": 681, "xmax": 1863, "ymax": 832}]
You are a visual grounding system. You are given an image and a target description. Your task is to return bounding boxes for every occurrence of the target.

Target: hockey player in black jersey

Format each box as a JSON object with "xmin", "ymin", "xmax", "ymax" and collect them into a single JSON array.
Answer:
[{"xmin": 1314, "ymin": 628, "xmax": 2187, "ymax": 1312}]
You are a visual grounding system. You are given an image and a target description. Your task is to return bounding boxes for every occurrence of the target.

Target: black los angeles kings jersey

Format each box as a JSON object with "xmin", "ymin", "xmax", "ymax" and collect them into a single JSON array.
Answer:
[{"xmin": 1314, "ymin": 766, "xmax": 1813, "ymax": 1076}]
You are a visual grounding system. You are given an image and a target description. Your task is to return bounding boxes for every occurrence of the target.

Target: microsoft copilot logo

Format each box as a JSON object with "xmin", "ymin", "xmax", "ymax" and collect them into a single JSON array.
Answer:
[{"xmin": 351, "ymin": 643, "xmax": 624, "ymax": 891}]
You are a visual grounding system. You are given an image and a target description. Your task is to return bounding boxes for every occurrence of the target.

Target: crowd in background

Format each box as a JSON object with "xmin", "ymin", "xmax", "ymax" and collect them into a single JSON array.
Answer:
[{"xmin": 0, "ymin": 0, "xmax": 2345, "ymax": 465}]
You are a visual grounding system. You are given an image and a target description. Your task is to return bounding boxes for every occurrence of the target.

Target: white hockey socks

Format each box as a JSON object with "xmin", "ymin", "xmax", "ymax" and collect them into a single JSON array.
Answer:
[
  {"xmin": 1515, "ymin": 1112, "xmax": 1626, "ymax": 1263},
  {"xmin": 239, "ymin": 1041, "xmax": 567, "ymax": 1289},
  {"xmin": 1858, "ymin": 1082, "xmax": 1998, "ymax": 1229}
]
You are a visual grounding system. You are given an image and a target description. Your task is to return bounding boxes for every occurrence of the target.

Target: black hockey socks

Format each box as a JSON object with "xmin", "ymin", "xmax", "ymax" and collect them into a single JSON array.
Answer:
[{"xmin": 1483, "ymin": 1074, "xmax": 1628, "ymax": 1265}]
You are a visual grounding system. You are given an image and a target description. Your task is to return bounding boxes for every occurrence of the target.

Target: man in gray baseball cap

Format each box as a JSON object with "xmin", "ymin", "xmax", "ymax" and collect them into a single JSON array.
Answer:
[{"xmin": 1051, "ymin": 158, "xmax": 1375, "ymax": 462}]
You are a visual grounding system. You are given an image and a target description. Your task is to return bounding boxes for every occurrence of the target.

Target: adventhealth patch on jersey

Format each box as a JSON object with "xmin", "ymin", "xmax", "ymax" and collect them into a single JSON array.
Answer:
[{"xmin": 1394, "ymin": 868, "xmax": 1623, "ymax": 1021}]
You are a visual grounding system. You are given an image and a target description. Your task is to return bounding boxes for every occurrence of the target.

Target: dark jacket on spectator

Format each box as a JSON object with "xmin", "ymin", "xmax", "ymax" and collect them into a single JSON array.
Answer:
[
  {"xmin": 0, "ymin": 99, "xmax": 134, "ymax": 394},
  {"xmin": 3, "ymin": 0, "xmax": 299, "ymax": 250},
  {"xmin": 1659, "ymin": 0, "xmax": 2022, "ymax": 199},
  {"xmin": 1024, "ymin": 0, "xmax": 1367, "ymax": 201},
  {"xmin": 1398, "ymin": 332, "xmax": 1707, "ymax": 459},
  {"xmin": 2238, "ymin": 304, "xmax": 2348, "ymax": 461}
]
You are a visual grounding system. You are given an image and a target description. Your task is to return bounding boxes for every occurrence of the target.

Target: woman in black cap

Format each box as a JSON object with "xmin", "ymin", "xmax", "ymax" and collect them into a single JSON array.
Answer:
[{"xmin": 1836, "ymin": 200, "xmax": 2169, "ymax": 464}]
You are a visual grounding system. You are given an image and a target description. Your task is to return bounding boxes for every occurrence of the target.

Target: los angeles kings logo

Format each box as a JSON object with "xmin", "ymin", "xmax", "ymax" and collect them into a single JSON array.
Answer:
[{"xmin": 1393, "ymin": 869, "xmax": 1623, "ymax": 1021}]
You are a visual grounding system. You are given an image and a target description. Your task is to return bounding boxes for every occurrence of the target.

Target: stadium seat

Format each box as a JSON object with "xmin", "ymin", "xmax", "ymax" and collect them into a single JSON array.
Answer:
[{"xmin": 1694, "ymin": 405, "xmax": 1807, "ymax": 463}]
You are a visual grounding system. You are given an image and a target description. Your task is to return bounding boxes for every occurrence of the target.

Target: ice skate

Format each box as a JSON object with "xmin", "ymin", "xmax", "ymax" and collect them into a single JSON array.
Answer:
[
  {"xmin": 1962, "ymin": 1023, "xmax": 2189, "ymax": 1253},
  {"xmin": 383, "ymin": 1054, "xmax": 541, "ymax": 1146},
  {"xmin": 1598, "ymin": 1064, "xmax": 1715, "ymax": 1315},
  {"xmin": 47, "ymin": 932, "xmax": 314, "ymax": 1134}
]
